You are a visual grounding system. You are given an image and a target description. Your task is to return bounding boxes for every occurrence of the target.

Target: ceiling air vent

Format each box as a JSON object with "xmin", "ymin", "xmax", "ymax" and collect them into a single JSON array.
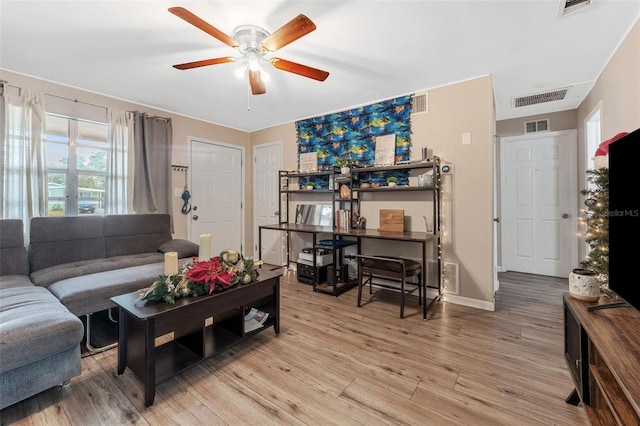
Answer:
[
  {"xmin": 411, "ymin": 92, "xmax": 428, "ymax": 115},
  {"xmin": 514, "ymin": 89, "xmax": 568, "ymax": 108},
  {"xmin": 525, "ymin": 119, "xmax": 550, "ymax": 134},
  {"xmin": 561, "ymin": 0, "xmax": 593, "ymax": 16}
]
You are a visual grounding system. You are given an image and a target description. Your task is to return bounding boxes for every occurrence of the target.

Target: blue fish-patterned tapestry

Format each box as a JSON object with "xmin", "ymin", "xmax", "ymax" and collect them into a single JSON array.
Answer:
[{"xmin": 295, "ymin": 94, "xmax": 413, "ymax": 169}]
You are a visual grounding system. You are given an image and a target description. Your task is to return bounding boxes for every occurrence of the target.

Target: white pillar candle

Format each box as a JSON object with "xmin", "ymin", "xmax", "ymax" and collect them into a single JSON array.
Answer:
[
  {"xmin": 164, "ymin": 252, "xmax": 179, "ymax": 276},
  {"xmin": 199, "ymin": 234, "xmax": 212, "ymax": 260}
]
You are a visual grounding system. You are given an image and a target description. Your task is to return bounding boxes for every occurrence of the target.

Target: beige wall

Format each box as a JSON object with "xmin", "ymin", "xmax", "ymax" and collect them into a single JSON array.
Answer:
[
  {"xmin": 578, "ymin": 18, "xmax": 640, "ymax": 142},
  {"xmin": 3, "ymin": 69, "xmax": 496, "ymax": 307},
  {"xmin": 414, "ymin": 76, "xmax": 495, "ymax": 305},
  {"xmin": 576, "ymin": 17, "xmax": 640, "ymax": 261},
  {"xmin": 496, "ymin": 110, "xmax": 577, "ymax": 137},
  {"xmin": 250, "ymin": 76, "xmax": 496, "ymax": 307},
  {"xmin": 1, "ymin": 69, "xmax": 250, "ymax": 247}
]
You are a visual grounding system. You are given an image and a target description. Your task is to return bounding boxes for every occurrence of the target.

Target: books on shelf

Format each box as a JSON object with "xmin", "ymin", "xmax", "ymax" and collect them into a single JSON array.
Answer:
[{"xmin": 244, "ymin": 308, "xmax": 269, "ymax": 332}]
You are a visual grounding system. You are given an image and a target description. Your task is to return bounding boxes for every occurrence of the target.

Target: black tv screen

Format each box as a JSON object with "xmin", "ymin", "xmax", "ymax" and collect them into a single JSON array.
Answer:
[{"xmin": 608, "ymin": 128, "xmax": 640, "ymax": 311}]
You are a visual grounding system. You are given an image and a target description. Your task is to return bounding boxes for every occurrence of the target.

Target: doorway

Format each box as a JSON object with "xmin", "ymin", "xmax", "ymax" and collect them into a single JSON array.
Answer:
[
  {"xmin": 189, "ymin": 139, "xmax": 244, "ymax": 255},
  {"xmin": 500, "ymin": 129, "xmax": 578, "ymax": 278},
  {"xmin": 252, "ymin": 141, "xmax": 284, "ymax": 265}
]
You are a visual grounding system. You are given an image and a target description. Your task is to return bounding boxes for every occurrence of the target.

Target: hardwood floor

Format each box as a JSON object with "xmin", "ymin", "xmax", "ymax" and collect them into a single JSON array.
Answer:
[{"xmin": 1, "ymin": 270, "xmax": 588, "ymax": 425}]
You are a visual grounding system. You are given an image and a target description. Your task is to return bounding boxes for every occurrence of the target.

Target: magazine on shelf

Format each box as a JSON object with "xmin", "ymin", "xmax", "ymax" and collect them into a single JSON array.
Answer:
[{"xmin": 244, "ymin": 308, "xmax": 269, "ymax": 332}]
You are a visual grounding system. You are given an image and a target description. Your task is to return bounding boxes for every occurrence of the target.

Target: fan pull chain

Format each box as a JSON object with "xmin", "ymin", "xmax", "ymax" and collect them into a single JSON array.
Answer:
[{"xmin": 247, "ymin": 83, "xmax": 251, "ymax": 111}]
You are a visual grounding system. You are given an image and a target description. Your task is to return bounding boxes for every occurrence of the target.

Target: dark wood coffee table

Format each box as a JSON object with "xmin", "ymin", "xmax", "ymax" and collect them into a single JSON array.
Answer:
[{"xmin": 111, "ymin": 269, "xmax": 282, "ymax": 406}]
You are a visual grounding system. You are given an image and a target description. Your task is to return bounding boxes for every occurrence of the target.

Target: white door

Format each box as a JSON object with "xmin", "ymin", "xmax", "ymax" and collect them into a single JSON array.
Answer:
[
  {"xmin": 253, "ymin": 142, "xmax": 284, "ymax": 265},
  {"xmin": 190, "ymin": 140, "xmax": 243, "ymax": 256},
  {"xmin": 501, "ymin": 130, "xmax": 577, "ymax": 277}
]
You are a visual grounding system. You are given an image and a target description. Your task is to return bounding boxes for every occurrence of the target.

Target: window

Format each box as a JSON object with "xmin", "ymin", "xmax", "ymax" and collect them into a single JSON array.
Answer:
[{"xmin": 45, "ymin": 114, "xmax": 108, "ymax": 216}]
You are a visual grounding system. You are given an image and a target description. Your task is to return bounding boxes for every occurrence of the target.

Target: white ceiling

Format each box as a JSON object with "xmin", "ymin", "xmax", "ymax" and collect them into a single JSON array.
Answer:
[{"xmin": 1, "ymin": 1, "xmax": 638, "ymax": 132}]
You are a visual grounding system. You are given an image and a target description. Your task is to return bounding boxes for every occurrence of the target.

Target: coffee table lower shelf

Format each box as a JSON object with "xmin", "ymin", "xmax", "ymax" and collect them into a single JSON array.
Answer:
[{"xmin": 111, "ymin": 270, "xmax": 281, "ymax": 406}]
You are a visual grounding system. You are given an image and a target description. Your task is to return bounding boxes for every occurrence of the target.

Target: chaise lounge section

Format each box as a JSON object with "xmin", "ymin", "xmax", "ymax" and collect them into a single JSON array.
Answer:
[{"xmin": 0, "ymin": 219, "xmax": 84, "ymax": 410}]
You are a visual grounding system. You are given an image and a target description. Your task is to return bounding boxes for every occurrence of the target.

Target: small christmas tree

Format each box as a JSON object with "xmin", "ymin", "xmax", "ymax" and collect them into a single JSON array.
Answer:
[{"xmin": 580, "ymin": 168, "xmax": 610, "ymax": 294}]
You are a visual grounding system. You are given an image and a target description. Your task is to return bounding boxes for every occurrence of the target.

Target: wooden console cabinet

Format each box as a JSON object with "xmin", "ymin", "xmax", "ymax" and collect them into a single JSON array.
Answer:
[{"xmin": 563, "ymin": 293, "xmax": 640, "ymax": 424}]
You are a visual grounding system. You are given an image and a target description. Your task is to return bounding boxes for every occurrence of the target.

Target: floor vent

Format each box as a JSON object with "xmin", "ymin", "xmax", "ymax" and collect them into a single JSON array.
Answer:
[
  {"xmin": 411, "ymin": 93, "xmax": 428, "ymax": 115},
  {"xmin": 514, "ymin": 89, "xmax": 568, "ymax": 107},
  {"xmin": 525, "ymin": 119, "xmax": 550, "ymax": 133},
  {"xmin": 561, "ymin": 0, "xmax": 592, "ymax": 16},
  {"xmin": 443, "ymin": 261, "xmax": 459, "ymax": 295}
]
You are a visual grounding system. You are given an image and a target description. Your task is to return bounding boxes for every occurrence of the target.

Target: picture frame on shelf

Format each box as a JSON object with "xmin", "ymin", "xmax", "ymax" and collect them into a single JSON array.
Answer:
[
  {"xmin": 374, "ymin": 134, "xmax": 396, "ymax": 166},
  {"xmin": 299, "ymin": 152, "xmax": 318, "ymax": 172}
]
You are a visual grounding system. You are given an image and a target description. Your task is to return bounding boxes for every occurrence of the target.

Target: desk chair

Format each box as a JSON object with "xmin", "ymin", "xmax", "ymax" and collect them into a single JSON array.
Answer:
[{"xmin": 356, "ymin": 255, "xmax": 422, "ymax": 318}]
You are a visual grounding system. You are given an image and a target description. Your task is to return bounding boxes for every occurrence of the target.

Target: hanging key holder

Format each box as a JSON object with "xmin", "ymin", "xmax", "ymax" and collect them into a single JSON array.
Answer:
[{"xmin": 181, "ymin": 168, "xmax": 191, "ymax": 214}]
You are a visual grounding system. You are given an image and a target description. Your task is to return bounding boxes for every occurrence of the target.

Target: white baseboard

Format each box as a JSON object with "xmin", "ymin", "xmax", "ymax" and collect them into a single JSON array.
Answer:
[{"xmin": 436, "ymin": 291, "xmax": 495, "ymax": 311}]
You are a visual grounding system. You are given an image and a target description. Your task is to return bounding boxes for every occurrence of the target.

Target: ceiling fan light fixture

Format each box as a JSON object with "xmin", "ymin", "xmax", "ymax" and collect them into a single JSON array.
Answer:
[
  {"xmin": 169, "ymin": 8, "xmax": 329, "ymax": 96},
  {"xmin": 234, "ymin": 66, "xmax": 245, "ymax": 79},
  {"xmin": 246, "ymin": 52, "xmax": 261, "ymax": 71}
]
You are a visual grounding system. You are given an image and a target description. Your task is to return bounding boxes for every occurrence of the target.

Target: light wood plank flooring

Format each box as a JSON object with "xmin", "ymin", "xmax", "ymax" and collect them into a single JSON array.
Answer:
[{"xmin": 0, "ymin": 269, "xmax": 588, "ymax": 425}]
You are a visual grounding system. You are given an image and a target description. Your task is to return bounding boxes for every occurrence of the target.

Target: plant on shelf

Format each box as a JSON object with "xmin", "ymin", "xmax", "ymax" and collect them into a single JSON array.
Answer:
[
  {"xmin": 334, "ymin": 157, "xmax": 354, "ymax": 167},
  {"xmin": 335, "ymin": 157, "xmax": 354, "ymax": 174},
  {"xmin": 386, "ymin": 176, "xmax": 398, "ymax": 187}
]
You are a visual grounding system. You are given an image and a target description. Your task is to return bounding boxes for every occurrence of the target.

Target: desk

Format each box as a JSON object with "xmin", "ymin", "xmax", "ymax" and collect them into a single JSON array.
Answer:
[{"xmin": 259, "ymin": 223, "xmax": 441, "ymax": 319}]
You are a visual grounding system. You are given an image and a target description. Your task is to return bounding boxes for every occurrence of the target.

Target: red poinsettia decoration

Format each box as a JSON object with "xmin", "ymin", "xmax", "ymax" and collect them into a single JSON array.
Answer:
[{"xmin": 184, "ymin": 256, "xmax": 236, "ymax": 294}]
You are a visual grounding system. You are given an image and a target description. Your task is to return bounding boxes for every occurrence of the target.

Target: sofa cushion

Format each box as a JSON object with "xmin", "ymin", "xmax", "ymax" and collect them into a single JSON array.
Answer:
[
  {"xmin": 0, "ymin": 275, "xmax": 34, "ymax": 290},
  {"xmin": 29, "ymin": 216, "xmax": 105, "ymax": 272},
  {"xmin": 0, "ymin": 284, "xmax": 84, "ymax": 373},
  {"xmin": 46, "ymin": 261, "xmax": 179, "ymax": 316},
  {"xmin": 0, "ymin": 219, "xmax": 29, "ymax": 276},
  {"xmin": 158, "ymin": 239, "xmax": 199, "ymax": 258},
  {"xmin": 104, "ymin": 214, "xmax": 171, "ymax": 257},
  {"xmin": 29, "ymin": 252, "xmax": 164, "ymax": 287}
]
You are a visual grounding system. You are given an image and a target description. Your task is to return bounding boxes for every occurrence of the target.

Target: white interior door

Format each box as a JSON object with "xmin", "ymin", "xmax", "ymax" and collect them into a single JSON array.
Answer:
[
  {"xmin": 253, "ymin": 142, "xmax": 284, "ymax": 265},
  {"xmin": 501, "ymin": 130, "xmax": 577, "ymax": 277},
  {"xmin": 190, "ymin": 140, "xmax": 243, "ymax": 255}
]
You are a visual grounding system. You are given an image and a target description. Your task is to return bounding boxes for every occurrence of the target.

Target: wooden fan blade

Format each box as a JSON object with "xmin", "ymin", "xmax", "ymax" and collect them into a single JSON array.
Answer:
[
  {"xmin": 169, "ymin": 7, "xmax": 238, "ymax": 48},
  {"xmin": 173, "ymin": 57, "xmax": 236, "ymax": 70},
  {"xmin": 260, "ymin": 14, "xmax": 316, "ymax": 52},
  {"xmin": 249, "ymin": 70, "xmax": 266, "ymax": 95},
  {"xmin": 270, "ymin": 58, "xmax": 329, "ymax": 81}
]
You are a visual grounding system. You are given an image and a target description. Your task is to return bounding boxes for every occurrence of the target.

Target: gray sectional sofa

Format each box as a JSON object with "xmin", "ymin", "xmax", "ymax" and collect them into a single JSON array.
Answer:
[
  {"xmin": 0, "ymin": 219, "xmax": 84, "ymax": 410},
  {"xmin": 28, "ymin": 214, "xmax": 198, "ymax": 351},
  {"xmin": 0, "ymin": 214, "xmax": 198, "ymax": 409}
]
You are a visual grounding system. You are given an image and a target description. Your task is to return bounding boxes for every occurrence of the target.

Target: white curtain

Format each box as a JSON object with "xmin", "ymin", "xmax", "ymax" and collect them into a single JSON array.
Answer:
[
  {"xmin": 104, "ymin": 109, "xmax": 134, "ymax": 214},
  {"xmin": 1, "ymin": 88, "xmax": 47, "ymax": 229}
]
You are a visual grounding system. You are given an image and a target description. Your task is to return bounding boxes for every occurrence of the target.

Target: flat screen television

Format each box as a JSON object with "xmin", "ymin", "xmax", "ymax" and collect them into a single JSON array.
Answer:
[{"xmin": 607, "ymin": 128, "xmax": 640, "ymax": 311}]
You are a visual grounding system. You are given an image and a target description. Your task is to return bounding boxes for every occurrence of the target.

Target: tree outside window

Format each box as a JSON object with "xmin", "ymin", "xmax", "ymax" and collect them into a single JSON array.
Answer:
[{"xmin": 45, "ymin": 114, "xmax": 108, "ymax": 216}]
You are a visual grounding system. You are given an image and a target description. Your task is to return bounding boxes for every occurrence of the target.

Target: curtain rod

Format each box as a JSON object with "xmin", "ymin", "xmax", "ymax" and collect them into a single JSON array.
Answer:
[
  {"xmin": 128, "ymin": 110, "xmax": 171, "ymax": 122},
  {"xmin": 1, "ymin": 80, "xmax": 170, "ymax": 121},
  {"xmin": 1, "ymin": 79, "xmax": 107, "ymax": 111}
]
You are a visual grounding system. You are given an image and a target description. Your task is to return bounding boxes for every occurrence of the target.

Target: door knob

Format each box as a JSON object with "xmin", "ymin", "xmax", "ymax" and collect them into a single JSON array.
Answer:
[
  {"xmin": 562, "ymin": 213, "xmax": 570, "ymax": 219},
  {"xmin": 493, "ymin": 217, "xmax": 500, "ymax": 223},
  {"xmin": 274, "ymin": 211, "xmax": 280, "ymax": 215},
  {"xmin": 193, "ymin": 215, "xmax": 199, "ymax": 221}
]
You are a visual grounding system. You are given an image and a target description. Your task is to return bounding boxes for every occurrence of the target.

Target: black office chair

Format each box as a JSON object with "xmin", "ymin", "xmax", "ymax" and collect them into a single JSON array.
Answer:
[{"xmin": 356, "ymin": 255, "xmax": 422, "ymax": 318}]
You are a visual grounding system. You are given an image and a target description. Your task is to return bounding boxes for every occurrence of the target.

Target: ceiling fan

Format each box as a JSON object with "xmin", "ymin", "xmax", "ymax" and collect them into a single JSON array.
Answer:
[{"xmin": 169, "ymin": 7, "xmax": 330, "ymax": 95}]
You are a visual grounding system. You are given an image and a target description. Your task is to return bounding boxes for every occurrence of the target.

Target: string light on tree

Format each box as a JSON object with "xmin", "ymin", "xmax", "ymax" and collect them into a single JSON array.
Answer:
[
  {"xmin": 578, "ymin": 133, "xmax": 628, "ymax": 297},
  {"xmin": 580, "ymin": 167, "xmax": 609, "ymax": 292}
]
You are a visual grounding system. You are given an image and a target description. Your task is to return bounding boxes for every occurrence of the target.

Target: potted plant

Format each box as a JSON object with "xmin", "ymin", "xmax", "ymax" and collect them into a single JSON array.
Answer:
[
  {"xmin": 387, "ymin": 176, "xmax": 398, "ymax": 187},
  {"xmin": 335, "ymin": 157, "xmax": 354, "ymax": 175}
]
